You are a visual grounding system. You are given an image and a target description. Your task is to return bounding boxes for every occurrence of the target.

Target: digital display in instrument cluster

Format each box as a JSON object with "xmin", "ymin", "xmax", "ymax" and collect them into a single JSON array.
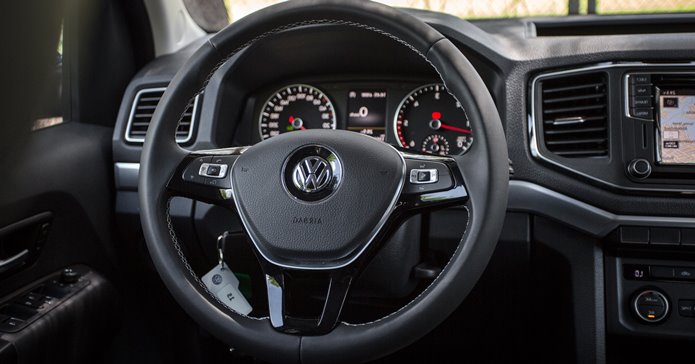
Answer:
[
  {"xmin": 346, "ymin": 90, "xmax": 387, "ymax": 141},
  {"xmin": 256, "ymin": 83, "xmax": 473, "ymax": 155}
]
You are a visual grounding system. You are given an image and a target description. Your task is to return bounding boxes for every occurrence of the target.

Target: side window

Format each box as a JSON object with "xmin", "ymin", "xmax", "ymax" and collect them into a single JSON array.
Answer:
[{"xmin": 32, "ymin": 25, "xmax": 64, "ymax": 131}]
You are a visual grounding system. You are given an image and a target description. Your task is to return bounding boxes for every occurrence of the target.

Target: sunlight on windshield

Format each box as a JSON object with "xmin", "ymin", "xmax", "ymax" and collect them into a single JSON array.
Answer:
[{"xmin": 223, "ymin": 0, "xmax": 695, "ymax": 22}]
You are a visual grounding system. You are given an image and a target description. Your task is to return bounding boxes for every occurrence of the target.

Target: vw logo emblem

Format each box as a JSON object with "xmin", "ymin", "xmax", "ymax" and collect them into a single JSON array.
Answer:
[{"xmin": 292, "ymin": 156, "xmax": 333, "ymax": 193}]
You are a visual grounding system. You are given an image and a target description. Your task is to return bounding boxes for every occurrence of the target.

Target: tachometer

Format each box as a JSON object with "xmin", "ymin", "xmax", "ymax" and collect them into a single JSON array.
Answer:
[
  {"xmin": 394, "ymin": 84, "xmax": 473, "ymax": 155},
  {"xmin": 259, "ymin": 84, "xmax": 336, "ymax": 140}
]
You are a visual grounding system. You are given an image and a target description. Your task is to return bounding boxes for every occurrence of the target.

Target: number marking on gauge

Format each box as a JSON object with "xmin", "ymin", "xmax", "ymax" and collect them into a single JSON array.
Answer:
[
  {"xmin": 258, "ymin": 84, "xmax": 336, "ymax": 140},
  {"xmin": 394, "ymin": 84, "xmax": 473, "ymax": 155}
]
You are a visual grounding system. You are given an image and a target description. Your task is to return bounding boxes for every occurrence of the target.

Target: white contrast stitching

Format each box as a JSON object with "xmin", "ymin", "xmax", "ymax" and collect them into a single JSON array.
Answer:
[
  {"xmin": 165, "ymin": 19, "xmax": 469, "ymax": 325},
  {"xmin": 166, "ymin": 199, "xmax": 268, "ymax": 320},
  {"xmin": 342, "ymin": 205, "xmax": 471, "ymax": 327}
]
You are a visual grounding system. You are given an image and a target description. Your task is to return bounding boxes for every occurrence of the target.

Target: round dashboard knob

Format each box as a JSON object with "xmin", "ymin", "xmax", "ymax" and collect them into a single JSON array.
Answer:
[
  {"xmin": 628, "ymin": 158, "xmax": 652, "ymax": 179},
  {"xmin": 632, "ymin": 290, "xmax": 669, "ymax": 323}
]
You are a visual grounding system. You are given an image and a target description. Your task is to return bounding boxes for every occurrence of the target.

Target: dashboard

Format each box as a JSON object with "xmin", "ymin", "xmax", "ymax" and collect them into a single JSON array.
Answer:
[
  {"xmin": 110, "ymin": 9, "xmax": 695, "ymax": 364},
  {"xmin": 253, "ymin": 81, "xmax": 473, "ymax": 155}
]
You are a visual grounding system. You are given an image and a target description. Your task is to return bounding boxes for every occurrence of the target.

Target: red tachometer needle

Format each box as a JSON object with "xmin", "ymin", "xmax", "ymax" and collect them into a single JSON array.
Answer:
[
  {"xmin": 431, "ymin": 112, "xmax": 471, "ymax": 134},
  {"xmin": 439, "ymin": 123, "xmax": 472, "ymax": 134}
]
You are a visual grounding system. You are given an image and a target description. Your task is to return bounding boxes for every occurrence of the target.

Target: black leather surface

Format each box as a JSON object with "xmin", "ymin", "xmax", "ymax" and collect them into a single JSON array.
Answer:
[
  {"xmin": 232, "ymin": 129, "xmax": 403, "ymax": 267},
  {"xmin": 139, "ymin": 1, "xmax": 508, "ymax": 363},
  {"xmin": 300, "ymin": 38, "xmax": 509, "ymax": 364}
]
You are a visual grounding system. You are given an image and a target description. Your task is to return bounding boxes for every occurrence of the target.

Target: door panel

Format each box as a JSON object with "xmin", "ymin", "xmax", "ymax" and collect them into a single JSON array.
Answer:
[{"xmin": 0, "ymin": 122, "xmax": 120, "ymax": 363}]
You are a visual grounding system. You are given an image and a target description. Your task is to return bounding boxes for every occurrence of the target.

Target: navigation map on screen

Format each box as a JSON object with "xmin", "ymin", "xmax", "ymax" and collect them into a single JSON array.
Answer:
[{"xmin": 658, "ymin": 89, "xmax": 695, "ymax": 165}]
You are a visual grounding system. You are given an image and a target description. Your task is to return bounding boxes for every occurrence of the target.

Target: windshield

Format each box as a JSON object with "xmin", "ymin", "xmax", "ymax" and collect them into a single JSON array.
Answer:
[
  {"xmin": 222, "ymin": 0, "xmax": 695, "ymax": 21},
  {"xmin": 183, "ymin": 0, "xmax": 695, "ymax": 32}
]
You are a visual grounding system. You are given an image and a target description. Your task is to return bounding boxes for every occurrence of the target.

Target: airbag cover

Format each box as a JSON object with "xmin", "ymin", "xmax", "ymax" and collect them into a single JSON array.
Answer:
[{"xmin": 231, "ymin": 129, "xmax": 404, "ymax": 268}]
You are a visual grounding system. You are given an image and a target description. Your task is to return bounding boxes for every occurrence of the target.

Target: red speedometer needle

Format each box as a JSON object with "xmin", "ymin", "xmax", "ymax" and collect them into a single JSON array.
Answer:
[{"xmin": 439, "ymin": 123, "xmax": 472, "ymax": 134}]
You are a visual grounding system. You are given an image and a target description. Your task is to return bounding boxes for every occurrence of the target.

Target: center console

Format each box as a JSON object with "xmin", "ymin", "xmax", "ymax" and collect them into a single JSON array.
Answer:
[{"xmin": 530, "ymin": 63, "xmax": 695, "ymax": 361}]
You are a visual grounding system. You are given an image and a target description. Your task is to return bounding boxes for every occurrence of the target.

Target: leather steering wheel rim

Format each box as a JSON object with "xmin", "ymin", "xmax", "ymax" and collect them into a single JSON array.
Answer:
[{"xmin": 139, "ymin": 1, "xmax": 508, "ymax": 363}]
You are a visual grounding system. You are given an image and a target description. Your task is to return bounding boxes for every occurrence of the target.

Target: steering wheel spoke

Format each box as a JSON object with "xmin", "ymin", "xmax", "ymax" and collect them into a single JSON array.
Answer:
[
  {"xmin": 396, "ymin": 151, "xmax": 469, "ymax": 213},
  {"xmin": 165, "ymin": 147, "xmax": 248, "ymax": 207},
  {"xmin": 139, "ymin": 1, "xmax": 508, "ymax": 361},
  {"xmin": 262, "ymin": 263, "xmax": 356, "ymax": 335}
]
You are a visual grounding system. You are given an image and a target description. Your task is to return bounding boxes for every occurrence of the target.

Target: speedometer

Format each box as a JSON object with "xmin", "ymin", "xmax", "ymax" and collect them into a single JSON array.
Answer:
[
  {"xmin": 394, "ymin": 84, "xmax": 473, "ymax": 155},
  {"xmin": 259, "ymin": 84, "xmax": 336, "ymax": 140}
]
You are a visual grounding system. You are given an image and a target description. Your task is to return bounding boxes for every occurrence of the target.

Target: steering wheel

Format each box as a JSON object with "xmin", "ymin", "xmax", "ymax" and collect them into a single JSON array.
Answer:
[{"xmin": 139, "ymin": 1, "xmax": 508, "ymax": 363}]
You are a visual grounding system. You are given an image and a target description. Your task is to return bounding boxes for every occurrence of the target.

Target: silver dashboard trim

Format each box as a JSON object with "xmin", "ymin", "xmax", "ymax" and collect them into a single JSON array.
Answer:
[
  {"xmin": 125, "ymin": 87, "xmax": 200, "ymax": 144},
  {"xmin": 114, "ymin": 162, "xmax": 695, "ymax": 240},
  {"xmin": 623, "ymin": 74, "xmax": 654, "ymax": 121},
  {"xmin": 508, "ymin": 180, "xmax": 695, "ymax": 238},
  {"xmin": 528, "ymin": 62, "xmax": 695, "ymax": 193},
  {"xmin": 114, "ymin": 162, "xmax": 140, "ymax": 190}
]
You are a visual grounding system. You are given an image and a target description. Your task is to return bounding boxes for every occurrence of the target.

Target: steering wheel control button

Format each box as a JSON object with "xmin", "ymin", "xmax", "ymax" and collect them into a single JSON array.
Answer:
[
  {"xmin": 282, "ymin": 145, "xmax": 342, "ymax": 202},
  {"xmin": 410, "ymin": 168, "xmax": 438, "ymax": 184},
  {"xmin": 633, "ymin": 290, "xmax": 669, "ymax": 323},
  {"xmin": 199, "ymin": 163, "xmax": 228, "ymax": 178},
  {"xmin": 678, "ymin": 300, "xmax": 695, "ymax": 317},
  {"xmin": 183, "ymin": 156, "xmax": 211, "ymax": 185},
  {"xmin": 403, "ymin": 160, "xmax": 452, "ymax": 194}
]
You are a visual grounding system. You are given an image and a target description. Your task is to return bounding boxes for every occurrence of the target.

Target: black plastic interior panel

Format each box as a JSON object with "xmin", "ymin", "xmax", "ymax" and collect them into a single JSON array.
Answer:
[
  {"xmin": 606, "ymin": 256, "xmax": 695, "ymax": 337},
  {"xmin": 532, "ymin": 14, "xmax": 695, "ymax": 36},
  {"xmin": 0, "ymin": 266, "xmax": 91, "ymax": 334},
  {"xmin": 1, "ymin": 122, "xmax": 118, "ymax": 298},
  {"xmin": 0, "ymin": 266, "xmax": 118, "ymax": 364},
  {"xmin": 530, "ymin": 216, "xmax": 605, "ymax": 363},
  {"xmin": 371, "ymin": 212, "xmax": 533, "ymax": 363},
  {"xmin": 104, "ymin": 8, "xmax": 695, "ymax": 362},
  {"xmin": 0, "ymin": 212, "xmax": 52, "ymax": 277}
]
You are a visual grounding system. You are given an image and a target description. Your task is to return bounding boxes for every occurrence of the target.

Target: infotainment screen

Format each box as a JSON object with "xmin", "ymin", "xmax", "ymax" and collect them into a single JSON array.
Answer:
[{"xmin": 657, "ymin": 88, "xmax": 695, "ymax": 165}]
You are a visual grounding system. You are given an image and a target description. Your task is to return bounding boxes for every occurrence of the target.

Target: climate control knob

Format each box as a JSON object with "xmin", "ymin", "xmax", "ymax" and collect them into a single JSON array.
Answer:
[
  {"xmin": 628, "ymin": 158, "xmax": 652, "ymax": 179},
  {"xmin": 632, "ymin": 290, "xmax": 669, "ymax": 323}
]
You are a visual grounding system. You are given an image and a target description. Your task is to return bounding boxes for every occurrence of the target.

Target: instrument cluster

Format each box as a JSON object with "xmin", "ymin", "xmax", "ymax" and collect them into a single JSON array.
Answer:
[{"xmin": 255, "ymin": 81, "xmax": 473, "ymax": 156}]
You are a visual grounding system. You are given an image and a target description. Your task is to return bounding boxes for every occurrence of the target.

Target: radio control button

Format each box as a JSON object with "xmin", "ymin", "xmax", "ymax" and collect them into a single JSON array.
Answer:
[
  {"xmin": 627, "ymin": 158, "xmax": 652, "ymax": 179},
  {"xmin": 630, "ymin": 96, "xmax": 652, "ymax": 108},
  {"xmin": 630, "ymin": 84, "xmax": 652, "ymax": 97},
  {"xmin": 630, "ymin": 74, "xmax": 651, "ymax": 85},
  {"xmin": 630, "ymin": 108, "xmax": 653, "ymax": 120}
]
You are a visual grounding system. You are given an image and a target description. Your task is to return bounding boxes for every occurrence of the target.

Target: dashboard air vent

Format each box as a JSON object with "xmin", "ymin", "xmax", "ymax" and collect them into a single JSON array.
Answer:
[
  {"xmin": 539, "ymin": 72, "xmax": 608, "ymax": 157},
  {"xmin": 125, "ymin": 87, "xmax": 198, "ymax": 143}
]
